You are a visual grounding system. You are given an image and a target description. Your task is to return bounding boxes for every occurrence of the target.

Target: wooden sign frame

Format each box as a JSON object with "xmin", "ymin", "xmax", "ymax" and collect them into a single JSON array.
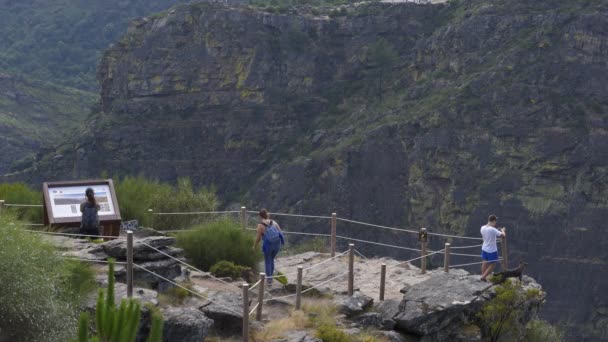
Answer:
[{"xmin": 42, "ymin": 179, "xmax": 122, "ymax": 236}]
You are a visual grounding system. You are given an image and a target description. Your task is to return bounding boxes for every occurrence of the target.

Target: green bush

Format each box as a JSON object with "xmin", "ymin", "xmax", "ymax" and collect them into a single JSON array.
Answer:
[
  {"xmin": 524, "ymin": 319, "xmax": 564, "ymax": 342},
  {"xmin": 0, "ymin": 213, "xmax": 93, "ymax": 341},
  {"xmin": 115, "ymin": 176, "xmax": 218, "ymax": 230},
  {"xmin": 316, "ymin": 324, "xmax": 350, "ymax": 342},
  {"xmin": 176, "ymin": 219, "xmax": 262, "ymax": 271},
  {"xmin": 210, "ymin": 260, "xmax": 245, "ymax": 279},
  {"xmin": 0, "ymin": 182, "xmax": 43, "ymax": 223}
]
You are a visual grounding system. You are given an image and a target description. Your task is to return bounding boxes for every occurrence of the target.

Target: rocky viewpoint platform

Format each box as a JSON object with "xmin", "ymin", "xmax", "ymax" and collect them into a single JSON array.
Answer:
[{"xmin": 44, "ymin": 231, "xmax": 544, "ymax": 341}]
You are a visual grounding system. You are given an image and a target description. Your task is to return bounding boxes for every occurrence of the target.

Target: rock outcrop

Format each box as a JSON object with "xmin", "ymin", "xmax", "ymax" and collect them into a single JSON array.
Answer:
[{"xmin": 392, "ymin": 273, "xmax": 544, "ymax": 340}]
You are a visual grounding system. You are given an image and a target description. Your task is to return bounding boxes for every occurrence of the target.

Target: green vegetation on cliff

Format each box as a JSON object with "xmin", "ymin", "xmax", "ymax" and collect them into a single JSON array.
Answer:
[{"xmin": 0, "ymin": 0, "xmax": 190, "ymax": 90}]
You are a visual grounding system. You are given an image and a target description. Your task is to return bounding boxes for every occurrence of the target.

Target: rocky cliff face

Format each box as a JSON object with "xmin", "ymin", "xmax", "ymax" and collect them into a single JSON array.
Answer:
[{"xmin": 20, "ymin": 0, "xmax": 608, "ymax": 339}]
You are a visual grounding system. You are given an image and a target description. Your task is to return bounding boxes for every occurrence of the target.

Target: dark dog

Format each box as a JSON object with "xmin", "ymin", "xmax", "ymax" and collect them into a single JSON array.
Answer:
[{"xmin": 492, "ymin": 261, "xmax": 528, "ymax": 283}]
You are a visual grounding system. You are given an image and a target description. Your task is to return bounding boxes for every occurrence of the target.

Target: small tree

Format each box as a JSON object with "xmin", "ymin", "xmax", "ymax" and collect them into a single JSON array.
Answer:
[
  {"xmin": 76, "ymin": 259, "xmax": 163, "ymax": 342},
  {"xmin": 365, "ymin": 38, "xmax": 399, "ymax": 100}
]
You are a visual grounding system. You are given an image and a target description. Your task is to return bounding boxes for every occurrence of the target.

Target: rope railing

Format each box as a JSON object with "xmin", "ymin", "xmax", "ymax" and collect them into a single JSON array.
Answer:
[
  {"xmin": 449, "ymin": 243, "xmax": 484, "ymax": 250},
  {"xmin": 134, "ymin": 263, "xmax": 242, "ymax": 315},
  {"xmin": 25, "ymin": 229, "xmax": 124, "ymax": 240},
  {"xmin": 249, "ymin": 279, "xmax": 262, "ymax": 291},
  {"xmin": 248, "ymin": 303, "xmax": 259, "ymax": 316},
  {"xmin": 140, "ymin": 242, "xmax": 245, "ymax": 292},
  {"xmin": 335, "ymin": 235, "xmax": 420, "ymax": 252},
  {"xmin": 3, "ymin": 203, "xmax": 43, "ymax": 207},
  {"xmin": 449, "ymin": 252, "xmax": 483, "ymax": 258},
  {"xmin": 449, "ymin": 258, "xmax": 503, "ymax": 268},
  {"xmin": 301, "ymin": 271, "xmax": 349, "ymax": 294},
  {"xmin": 391, "ymin": 249, "xmax": 445, "ymax": 268},
  {"xmin": 154, "ymin": 210, "xmax": 241, "ymax": 215},
  {"xmin": 336, "ymin": 217, "xmax": 419, "ymax": 234}
]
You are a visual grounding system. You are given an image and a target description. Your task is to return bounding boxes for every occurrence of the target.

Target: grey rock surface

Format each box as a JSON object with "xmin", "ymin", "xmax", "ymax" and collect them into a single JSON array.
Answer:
[
  {"xmin": 393, "ymin": 273, "xmax": 544, "ymax": 337},
  {"xmin": 162, "ymin": 307, "xmax": 214, "ymax": 342},
  {"xmin": 336, "ymin": 292, "xmax": 373, "ymax": 317},
  {"xmin": 101, "ymin": 236, "xmax": 181, "ymax": 261}
]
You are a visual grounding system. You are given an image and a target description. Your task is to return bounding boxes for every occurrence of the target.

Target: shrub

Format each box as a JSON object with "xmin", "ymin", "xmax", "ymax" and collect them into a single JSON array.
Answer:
[
  {"xmin": 0, "ymin": 182, "xmax": 43, "ymax": 223},
  {"xmin": 524, "ymin": 319, "xmax": 564, "ymax": 342},
  {"xmin": 114, "ymin": 176, "xmax": 218, "ymax": 230},
  {"xmin": 316, "ymin": 324, "xmax": 350, "ymax": 342},
  {"xmin": 176, "ymin": 219, "xmax": 262, "ymax": 271},
  {"xmin": 287, "ymin": 236, "xmax": 328, "ymax": 255},
  {"xmin": 210, "ymin": 260, "xmax": 244, "ymax": 279},
  {"xmin": 0, "ymin": 213, "xmax": 91, "ymax": 341}
]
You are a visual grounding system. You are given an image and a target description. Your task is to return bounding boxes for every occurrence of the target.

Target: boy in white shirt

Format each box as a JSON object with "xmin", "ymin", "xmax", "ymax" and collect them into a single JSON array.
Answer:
[{"xmin": 480, "ymin": 215, "xmax": 506, "ymax": 281}]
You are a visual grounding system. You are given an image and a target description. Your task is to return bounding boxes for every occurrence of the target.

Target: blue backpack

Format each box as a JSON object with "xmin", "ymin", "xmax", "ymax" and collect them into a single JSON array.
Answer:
[{"xmin": 262, "ymin": 220, "xmax": 282, "ymax": 244}]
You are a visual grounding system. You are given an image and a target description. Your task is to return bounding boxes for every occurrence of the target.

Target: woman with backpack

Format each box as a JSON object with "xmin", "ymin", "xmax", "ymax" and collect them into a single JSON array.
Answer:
[
  {"xmin": 253, "ymin": 209, "xmax": 285, "ymax": 288},
  {"xmin": 80, "ymin": 187, "xmax": 100, "ymax": 237}
]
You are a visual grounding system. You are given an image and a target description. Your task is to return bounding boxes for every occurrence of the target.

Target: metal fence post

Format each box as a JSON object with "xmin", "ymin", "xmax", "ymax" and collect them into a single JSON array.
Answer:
[
  {"xmin": 242, "ymin": 283, "xmax": 249, "ymax": 342},
  {"xmin": 331, "ymin": 213, "xmax": 337, "ymax": 257},
  {"xmin": 127, "ymin": 230, "xmax": 134, "ymax": 297},
  {"xmin": 256, "ymin": 273, "xmax": 265, "ymax": 321},
  {"xmin": 296, "ymin": 266, "xmax": 303, "ymax": 310},
  {"xmin": 444, "ymin": 243, "xmax": 450, "ymax": 273},
  {"xmin": 241, "ymin": 206, "xmax": 247, "ymax": 230},
  {"xmin": 379, "ymin": 263, "xmax": 386, "ymax": 301},
  {"xmin": 348, "ymin": 243, "xmax": 354, "ymax": 296}
]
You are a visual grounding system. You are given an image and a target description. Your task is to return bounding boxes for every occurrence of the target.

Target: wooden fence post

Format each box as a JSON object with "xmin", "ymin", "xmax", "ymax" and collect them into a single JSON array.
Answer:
[
  {"xmin": 331, "ymin": 213, "xmax": 337, "ymax": 257},
  {"xmin": 256, "ymin": 273, "xmax": 265, "ymax": 321},
  {"xmin": 444, "ymin": 243, "xmax": 450, "ymax": 273},
  {"xmin": 379, "ymin": 263, "xmax": 386, "ymax": 301},
  {"xmin": 0, "ymin": 200, "xmax": 4, "ymax": 216},
  {"xmin": 296, "ymin": 266, "xmax": 303, "ymax": 310},
  {"xmin": 241, "ymin": 206, "xmax": 247, "ymax": 230},
  {"xmin": 147, "ymin": 209, "xmax": 154, "ymax": 229},
  {"xmin": 501, "ymin": 228, "xmax": 508, "ymax": 271},
  {"xmin": 242, "ymin": 283, "xmax": 249, "ymax": 342},
  {"xmin": 420, "ymin": 228, "xmax": 427, "ymax": 274},
  {"xmin": 127, "ymin": 230, "xmax": 134, "ymax": 298},
  {"xmin": 348, "ymin": 243, "xmax": 354, "ymax": 296}
]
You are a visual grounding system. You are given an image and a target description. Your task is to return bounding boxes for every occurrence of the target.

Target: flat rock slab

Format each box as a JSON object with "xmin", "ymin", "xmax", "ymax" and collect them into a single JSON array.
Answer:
[
  {"xmin": 200, "ymin": 290, "xmax": 244, "ymax": 336},
  {"xmin": 336, "ymin": 292, "xmax": 373, "ymax": 317},
  {"xmin": 394, "ymin": 273, "xmax": 495, "ymax": 335},
  {"xmin": 102, "ymin": 236, "xmax": 180, "ymax": 261}
]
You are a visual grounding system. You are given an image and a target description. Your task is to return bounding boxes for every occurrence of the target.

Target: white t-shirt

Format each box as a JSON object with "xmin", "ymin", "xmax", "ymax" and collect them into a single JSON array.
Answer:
[{"xmin": 480, "ymin": 225, "xmax": 503, "ymax": 253}]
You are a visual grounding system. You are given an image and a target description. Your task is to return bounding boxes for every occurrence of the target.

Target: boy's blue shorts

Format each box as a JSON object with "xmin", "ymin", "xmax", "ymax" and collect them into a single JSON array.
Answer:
[{"xmin": 481, "ymin": 250, "xmax": 499, "ymax": 263}]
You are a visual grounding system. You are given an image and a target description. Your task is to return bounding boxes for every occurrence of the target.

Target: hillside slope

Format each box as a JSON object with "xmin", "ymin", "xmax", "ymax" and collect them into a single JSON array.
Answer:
[{"xmin": 16, "ymin": 0, "xmax": 608, "ymax": 339}]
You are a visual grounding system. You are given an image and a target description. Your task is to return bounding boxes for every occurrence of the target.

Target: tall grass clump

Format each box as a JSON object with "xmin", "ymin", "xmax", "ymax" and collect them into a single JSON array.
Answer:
[
  {"xmin": 176, "ymin": 218, "xmax": 261, "ymax": 270},
  {"xmin": 0, "ymin": 213, "xmax": 95, "ymax": 341},
  {"xmin": 115, "ymin": 176, "xmax": 218, "ymax": 230},
  {"xmin": 0, "ymin": 182, "xmax": 43, "ymax": 223}
]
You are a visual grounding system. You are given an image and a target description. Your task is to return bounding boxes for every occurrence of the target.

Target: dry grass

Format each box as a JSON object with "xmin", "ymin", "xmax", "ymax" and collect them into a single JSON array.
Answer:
[{"xmin": 252, "ymin": 298, "xmax": 336, "ymax": 341}]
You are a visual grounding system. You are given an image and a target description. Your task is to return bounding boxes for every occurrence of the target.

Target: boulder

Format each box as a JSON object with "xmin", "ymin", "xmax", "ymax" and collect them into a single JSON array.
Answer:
[
  {"xmin": 278, "ymin": 330, "xmax": 322, "ymax": 342},
  {"xmin": 336, "ymin": 292, "xmax": 373, "ymax": 317},
  {"xmin": 200, "ymin": 291, "xmax": 243, "ymax": 335},
  {"xmin": 102, "ymin": 236, "xmax": 181, "ymax": 261},
  {"xmin": 354, "ymin": 312, "xmax": 395, "ymax": 330},
  {"xmin": 393, "ymin": 272, "xmax": 544, "ymax": 337},
  {"xmin": 115, "ymin": 259, "xmax": 182, "ymax": 288},
  {"xmin": 162, "ymin": 307, "xmax": 214, "ymax": 342}
]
